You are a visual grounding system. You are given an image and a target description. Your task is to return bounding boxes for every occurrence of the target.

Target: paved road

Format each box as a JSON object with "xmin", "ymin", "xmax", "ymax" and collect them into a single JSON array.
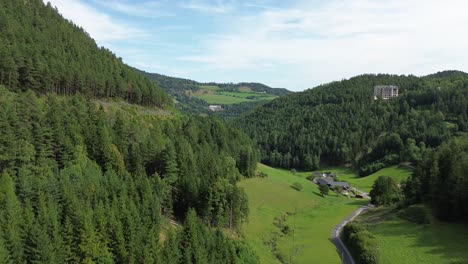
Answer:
[{"xmin": 331, "ymin": 204, "xmax": 374, "ymax": 264}]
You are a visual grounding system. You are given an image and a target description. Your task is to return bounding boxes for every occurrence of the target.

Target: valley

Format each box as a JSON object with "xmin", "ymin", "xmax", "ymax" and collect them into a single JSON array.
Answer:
[
  {"xmin": 239, "ymin": 164, "xmax": 414, "ymax": 263},
  {"xmin": 0, "ymin": 1, "xmax": 467, "ymax": 264},
  {"xmin": 239, "ymin": 164, "xmax": 367, "ymax": 263}
]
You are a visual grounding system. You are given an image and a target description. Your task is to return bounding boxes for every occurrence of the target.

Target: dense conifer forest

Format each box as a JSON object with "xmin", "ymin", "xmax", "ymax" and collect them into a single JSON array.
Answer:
[
  {"xmin": 0, "ymin": 0, "xmax": 259, "ymax": 262},
  {"xmin": 234, "ymin": 72, "xmax": 468, "ymax": 174},
  {"xmin": 0, "ymin": 0, "xmax": 171, "ymax": 107},
  {"xmin": 404, "ymin": 136, "xmax": 468, "ymax": 222},
  {"xmin": 0, "ymin": 87, "xmax": 259, "ymax": 263}
]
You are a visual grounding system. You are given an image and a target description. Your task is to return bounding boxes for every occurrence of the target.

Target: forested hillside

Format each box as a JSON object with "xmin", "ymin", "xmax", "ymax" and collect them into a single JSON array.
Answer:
[
  {"xmin": 0, "ymin": 0, "xmax": 170, "ymax": 107},
  {"xmin": 0, "ymin": 0, "xmax": 260, "ymax": 262},
  {"xmin": 137, "ymin": 69, "xmax": 291, "ymax": 115},
  {"xmin": 234, "ymin": 71, "xmax": 468, "ymax": 174},
  {"xmin": 0, "ymin": 87, "xmax": 259, "ymax": 263}
]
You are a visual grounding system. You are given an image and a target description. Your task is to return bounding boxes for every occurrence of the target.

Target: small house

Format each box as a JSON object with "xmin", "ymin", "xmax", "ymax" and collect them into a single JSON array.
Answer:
[{"xmin": 208, "ymin": 105, "xmax": 223, "ymax": 112}]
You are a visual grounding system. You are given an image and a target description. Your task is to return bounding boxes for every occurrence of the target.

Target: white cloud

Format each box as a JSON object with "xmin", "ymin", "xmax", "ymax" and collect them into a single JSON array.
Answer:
[
  {"xmin": 180, "ymin": 0, "xmax": 468, "ymax": 89},
  {"xmin": 180, "ymin": 0, "xmax": 234, "ymax": 13},
  {"xmin": 92, "ymin": 0, "xmax": 174, "ymax": 18},
  {"xmin": 44, "ymin": 0, "xmax": 146, "ymax": 44}
]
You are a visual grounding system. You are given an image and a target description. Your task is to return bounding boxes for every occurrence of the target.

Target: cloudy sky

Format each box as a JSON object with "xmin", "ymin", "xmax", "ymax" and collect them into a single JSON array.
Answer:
[{"xmin": 44, "ymin": 0, "xmax": 468, "ymax": 91}]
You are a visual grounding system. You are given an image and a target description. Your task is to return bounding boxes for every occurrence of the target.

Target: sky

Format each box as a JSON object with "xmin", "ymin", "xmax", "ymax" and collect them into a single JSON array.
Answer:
[{"xmin": 44, "ymin": 0, "xmax": 468, "ymax": 91}]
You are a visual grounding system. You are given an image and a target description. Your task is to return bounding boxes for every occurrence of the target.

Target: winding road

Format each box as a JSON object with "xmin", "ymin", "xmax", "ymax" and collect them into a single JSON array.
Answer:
[{"xmin": 331, "ymin": 203, "xmax": 374, "ymax": 264}]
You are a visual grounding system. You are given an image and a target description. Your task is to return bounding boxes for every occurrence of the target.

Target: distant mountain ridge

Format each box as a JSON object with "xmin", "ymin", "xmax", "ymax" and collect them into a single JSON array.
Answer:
[
  {"xmin": 136, "ymin": 69, "xmax": 292, "ymax": 116},
  {"xmin": 136, "ymin": 69, "xmax": 292, "ymax": 96}
]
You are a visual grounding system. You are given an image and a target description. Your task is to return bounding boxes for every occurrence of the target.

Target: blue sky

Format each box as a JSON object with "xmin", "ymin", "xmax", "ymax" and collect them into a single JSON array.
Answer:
[{"xmin": 45, "ymin": 0, "xmax": 468, "ymax": 91}]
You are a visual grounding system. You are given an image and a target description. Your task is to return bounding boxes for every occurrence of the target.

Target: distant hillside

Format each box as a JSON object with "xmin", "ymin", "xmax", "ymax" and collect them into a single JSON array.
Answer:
[
  {"xmin": 137, "ymin": 69, "xmax": 292, "ymax": 116},
  {"xmin": 0, "ymin": 0, "xmax": 170, "ymax": 107},
  {"xmin": 234, "ymin": 71, "xmax": 468, "ymax": 174},
  {"xmin": 137, "ymin": 69, "xmax": 291, "ymax": 96}
]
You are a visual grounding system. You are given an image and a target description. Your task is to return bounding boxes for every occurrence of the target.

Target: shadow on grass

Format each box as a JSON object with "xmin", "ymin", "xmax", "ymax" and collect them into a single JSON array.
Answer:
[
  {"xmin": 345, "ymin": 199, "xmax": 369, "ymax": 206},
  {"xmin": 312, "ymin": 191, "xmax": 324, "ymax": 197},
  {"xmin": 370, "ymin": 218, "xmax": 468, "ymax": 264}
]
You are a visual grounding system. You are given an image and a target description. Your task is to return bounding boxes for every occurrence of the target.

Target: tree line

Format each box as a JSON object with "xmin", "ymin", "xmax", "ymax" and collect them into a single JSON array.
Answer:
[{"xmin": 403, "ymin": 136, "xmax": 468, "ymax": 222}]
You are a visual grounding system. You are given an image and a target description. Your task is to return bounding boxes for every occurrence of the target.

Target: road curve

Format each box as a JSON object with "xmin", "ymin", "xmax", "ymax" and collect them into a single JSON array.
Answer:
[{"xmin": 331, "ymin": 204, "xmax": 374, "ymax": 264}]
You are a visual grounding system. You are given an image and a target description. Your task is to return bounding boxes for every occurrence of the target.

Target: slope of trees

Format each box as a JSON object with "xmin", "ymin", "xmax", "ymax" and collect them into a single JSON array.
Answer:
[
  {"xmin": 403, "ymin": 136, "xmax": 468, "ymax": 222},
  {"xmin": 0, "ymin": 0, "xmax": 171, "ymax": 107},
  {"xmin": 234, "ymin": 72, "xmax": 468, "ymax": 173},
  {"xmin": 0, "ymin": 87, "xmax": 259, "ymax": 263}
]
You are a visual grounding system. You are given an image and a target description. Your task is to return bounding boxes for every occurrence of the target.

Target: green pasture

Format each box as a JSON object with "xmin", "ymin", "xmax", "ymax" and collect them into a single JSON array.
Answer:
[
  {"xmin": 356, "ymin": 208, "xmax": 468, "ymax": 264},
  {"xmin": 239, "ymin": 164, "xmax": 367, "ymax": 264}
]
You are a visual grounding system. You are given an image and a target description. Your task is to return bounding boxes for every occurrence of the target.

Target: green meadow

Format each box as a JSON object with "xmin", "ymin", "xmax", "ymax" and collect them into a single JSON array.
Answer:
[
  {"xmin": 239, "ymin": 164, "xmax": 367, "ymax": 264},
  {"xmin": 195, "ymin": 93, "xmax": 253, "ymax": 104},
  {"xmin": 296, "ymin": 165, "xmax": 413, "ymax": 193},
  {"xmin": 194, "ymin": 86, "xmax": 277, "ymax": 105},
  {"xmin": 330, "ymin": 165, "xmax": 412, "ymax": 192},
  {"xmin": 356, "ymin": 208, "xmax": 468, "ymax": 264}
]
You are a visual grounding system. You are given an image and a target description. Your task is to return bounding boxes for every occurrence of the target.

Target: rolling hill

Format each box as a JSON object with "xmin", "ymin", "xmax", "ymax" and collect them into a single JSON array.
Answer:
[{"xmin": 233, "ymin": 72, "xmax": 468, "ymax": 173}]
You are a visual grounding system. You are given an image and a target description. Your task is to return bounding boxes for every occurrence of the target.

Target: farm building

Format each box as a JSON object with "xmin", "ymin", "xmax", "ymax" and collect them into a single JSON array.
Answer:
[{"xmin": 316, "ymin": 177, "xmax": 350, "ymax": 190}]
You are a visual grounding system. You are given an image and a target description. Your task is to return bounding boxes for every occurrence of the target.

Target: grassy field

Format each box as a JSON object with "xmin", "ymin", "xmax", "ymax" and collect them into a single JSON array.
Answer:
[
  {"xmin": 194, "ymin": 86, "xmax": 277, "ymax": 105},
  {"xmin": 195, "ymin": 93, "xmax": 254, "ymax": 104},
  {"xmin": 295, "ymin": 165, "xmax": 413, "ymax": 193},
  {"xmin": 330, "ymin": 165, "xmax": 412, "ymax": 192},
  {"xmin": 356, "ymin": 208, "xmax": 468, "ymax": 264},
  {"xmin": 239, "ymin": 164, "xmax": 367, "ymax": 264},
  {"xmin": 219, "ymin": 91, "xmax": 277, "ymax": 100}
]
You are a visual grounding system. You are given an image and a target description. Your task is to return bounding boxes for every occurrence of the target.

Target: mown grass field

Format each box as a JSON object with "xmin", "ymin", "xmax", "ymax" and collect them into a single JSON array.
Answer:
[
  {"xmin": 195, "ymin": 93, "xmax": 253, "ymax": 104},
  {"xmin": 356, "ymin": 208, "xmax": 468, "ymax": 264},
  {"xmin": 219, "ymin": 91, "xmax": 277, "ymax": 100},
  {"xmin": 330, "ymin": 165, "xmax": 412, "ymax": 192},
  {"xmin": 239, "ymin": 164, "xmax": 367, "ymax": 264},
  {"xmin": 194, "ymin": 85, "xmax": 277, "ymax": 105}
]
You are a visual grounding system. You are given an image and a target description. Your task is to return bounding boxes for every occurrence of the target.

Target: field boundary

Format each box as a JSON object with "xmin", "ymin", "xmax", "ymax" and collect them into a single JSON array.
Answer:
[{"xmin": 331, "ymin": 204, "xmax": 374, "ymax": 264}]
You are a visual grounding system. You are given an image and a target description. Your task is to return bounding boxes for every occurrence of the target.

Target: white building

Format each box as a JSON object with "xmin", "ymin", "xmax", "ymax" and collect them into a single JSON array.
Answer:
[
  {"xmin": 374, "ymin": 85, "xmax": 399, "ymax": 100},
  {"xmin": 208, "ymin": 105, "xmax": 223, "ymax": 111}
]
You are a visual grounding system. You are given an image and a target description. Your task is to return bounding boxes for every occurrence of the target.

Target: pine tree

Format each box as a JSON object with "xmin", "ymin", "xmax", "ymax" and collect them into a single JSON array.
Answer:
[{"xmin": 0, "ymin": 173, "xmax": 26, "ymax": 263}]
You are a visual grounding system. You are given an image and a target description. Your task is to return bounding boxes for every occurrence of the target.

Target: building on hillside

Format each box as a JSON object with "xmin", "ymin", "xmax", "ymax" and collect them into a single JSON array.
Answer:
[
  {"xmin": 208, "ymin": 105, "xmax": 223, "ymax": 111},
  {"xmin": 316, "ymin": 177, "xmax": 350, "ymax": 190},
  {"xmin": 374, "ymin": 85, "xmax": 399, "ymax": 100}
]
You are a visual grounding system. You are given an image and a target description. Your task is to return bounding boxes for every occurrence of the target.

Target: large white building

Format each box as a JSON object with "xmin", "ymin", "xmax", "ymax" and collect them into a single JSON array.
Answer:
[{"xmin": 374, "ymin": 85, "xmax": 399, "ymax": 100}]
